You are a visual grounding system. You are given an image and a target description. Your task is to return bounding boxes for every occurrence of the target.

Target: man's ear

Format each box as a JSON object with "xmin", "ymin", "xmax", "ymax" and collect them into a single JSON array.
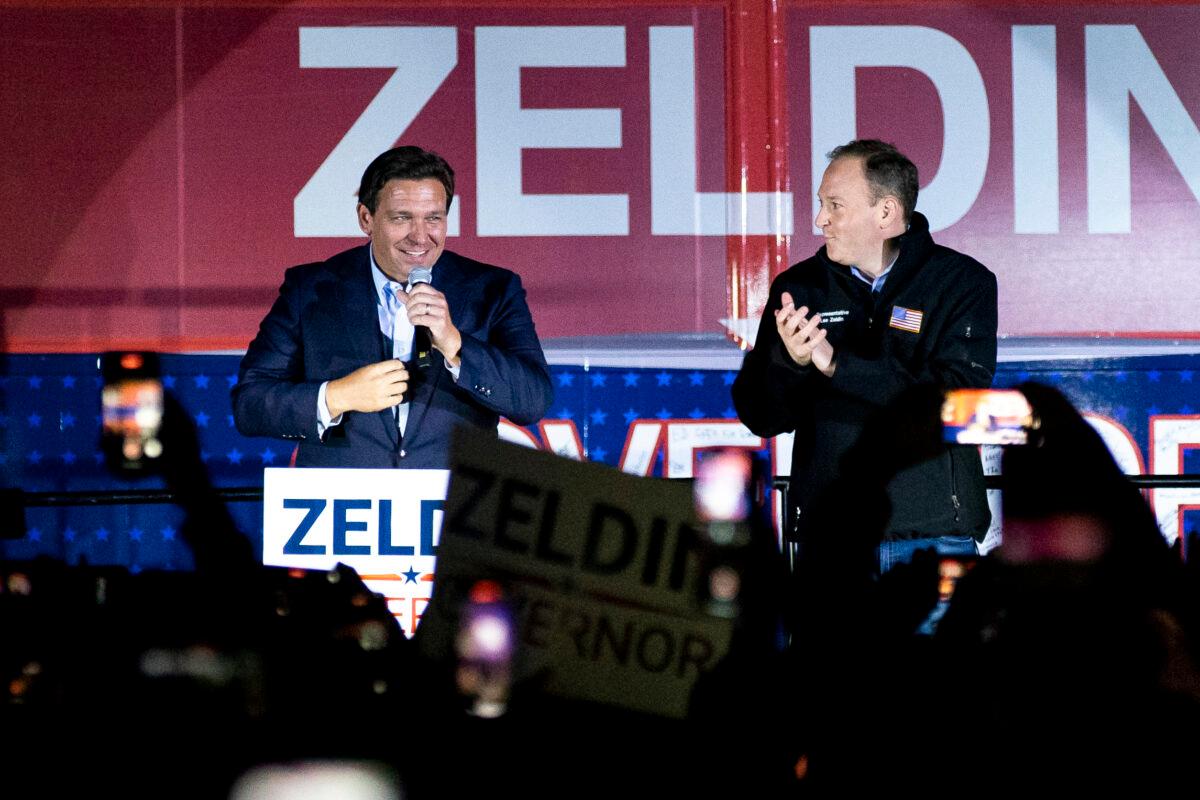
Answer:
[
  {"xmin": 878, "ymin": 195, "xmax": 901, "ymax": 228},
  {"xmin": 357, "ymin": 203, "xmax": 373, "ymax": 236}
]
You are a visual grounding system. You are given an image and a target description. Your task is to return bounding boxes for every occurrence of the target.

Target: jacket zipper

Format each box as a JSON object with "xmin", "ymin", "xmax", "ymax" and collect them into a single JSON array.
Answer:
[{"xmin": 949, "ymin": 448, "xmax": 961, "ymax": 523}]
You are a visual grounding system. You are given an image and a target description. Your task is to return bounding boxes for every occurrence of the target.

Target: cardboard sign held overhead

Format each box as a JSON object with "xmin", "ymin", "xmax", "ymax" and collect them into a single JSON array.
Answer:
[{"xmin": 420, "ymin": 428, "xmax": 733, "ymax": 719}]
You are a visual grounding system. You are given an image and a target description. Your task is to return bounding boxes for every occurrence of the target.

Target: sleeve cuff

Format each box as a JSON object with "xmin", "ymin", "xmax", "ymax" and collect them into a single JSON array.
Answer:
[{"xmin": 316, "ymin": 381, "xmax": 344, "ymax": 437}]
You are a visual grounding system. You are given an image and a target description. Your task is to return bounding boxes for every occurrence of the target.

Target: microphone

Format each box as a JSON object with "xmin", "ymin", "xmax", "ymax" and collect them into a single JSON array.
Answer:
[{"xmin": 407, "ymin": 267, "xmax": 434, "ymax": 369}]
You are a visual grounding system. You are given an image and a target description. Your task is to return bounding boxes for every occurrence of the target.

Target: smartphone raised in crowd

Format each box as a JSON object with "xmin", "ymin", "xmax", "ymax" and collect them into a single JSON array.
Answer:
[
  {"xmin": 916, "ymin": 554, "xmax": 979, "ymax": 636},
  {"xmin": 941, "ymin": 388, "xmax": 1037, "ymax": 446},
  {"xmin": 693, "ymin": 449, "xmax": 758, "ymax": 619},
  {"xmin": 454, "ymin": 579, "xmax": 515, "ymax": 718},
  {"xmin": 937, "ymin": 554, "xmax": 978, "ymax": 604},
  {"xmin": 100, "ymin": 351, "xmax": 164, "ymax": 474}
]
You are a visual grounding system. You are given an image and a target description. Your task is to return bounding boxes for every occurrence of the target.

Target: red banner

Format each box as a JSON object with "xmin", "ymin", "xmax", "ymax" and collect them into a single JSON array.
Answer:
[
  {"xmin": 786, "ymin": 4, "xmax": 1200, "ymax": 340},
  {"xmin": 2, "ymin": 2, "xmax": 1199, "ymax": 352}
]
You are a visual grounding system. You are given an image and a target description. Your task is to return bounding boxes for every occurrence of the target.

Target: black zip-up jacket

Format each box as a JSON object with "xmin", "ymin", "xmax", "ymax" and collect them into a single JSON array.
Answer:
[{"xmin": 733, "ymin": 212, "xmax": 998, "ymax": 541}]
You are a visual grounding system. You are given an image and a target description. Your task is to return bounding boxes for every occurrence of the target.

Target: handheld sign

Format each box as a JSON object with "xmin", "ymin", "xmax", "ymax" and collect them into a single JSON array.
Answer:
[{"xmin": 419, "ymin": 428, "xmax": 733, "ymax": 719}]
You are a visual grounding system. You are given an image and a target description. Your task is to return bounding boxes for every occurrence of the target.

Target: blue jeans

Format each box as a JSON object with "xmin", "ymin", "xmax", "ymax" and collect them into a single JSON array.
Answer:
[
  {"xmin": 877, "ymin": 535, "xmax": 979, "ymax": 635},
  {"xmin": 876, "ymin": 534, "xmax": 978, "ymax": 575}
]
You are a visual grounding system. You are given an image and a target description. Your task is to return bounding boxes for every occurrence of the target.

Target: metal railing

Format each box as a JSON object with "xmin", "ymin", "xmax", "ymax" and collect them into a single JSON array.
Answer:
[{"xmin": 12, "ymin": 473, "xmax": 1200, "ymax": 508}]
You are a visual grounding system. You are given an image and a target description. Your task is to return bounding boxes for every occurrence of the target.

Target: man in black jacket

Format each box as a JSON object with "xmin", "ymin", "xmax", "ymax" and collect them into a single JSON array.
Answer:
[{"xmin": 733, "ymin": 139, "xmax": 997, "ymax": 572}]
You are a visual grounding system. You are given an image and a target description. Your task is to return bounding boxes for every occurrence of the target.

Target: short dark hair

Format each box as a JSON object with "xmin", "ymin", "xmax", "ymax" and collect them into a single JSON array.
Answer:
[
  {"xmin": 357, "ymin": 146, "xmax": 455, "ymax": 214},
  {"xmin": 827, "ymin": 139, "xmax": 918, "ymax": 222}
]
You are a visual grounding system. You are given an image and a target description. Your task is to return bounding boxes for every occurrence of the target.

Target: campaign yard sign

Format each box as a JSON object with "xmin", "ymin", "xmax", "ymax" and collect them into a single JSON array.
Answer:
[{"xmin": 262, "ymin": 467, "xmax": 450, "ymax": 637}]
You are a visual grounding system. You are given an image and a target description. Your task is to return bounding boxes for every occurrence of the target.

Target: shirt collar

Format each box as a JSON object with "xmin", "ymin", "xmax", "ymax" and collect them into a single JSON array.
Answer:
[
  {"xmin": 850, "ymin": 250, "xmax": 900, "ymax": 293},
  {"xmin": 369, "ymin": 245, "xmax": 442, "ymax": 302},
  {"xmin": 368, "ymin": 247, "xmax": 393, "ymax": 306},
  {"xmin": 368, "ymin": 246, "xmax": 425, "ymax": 307}
]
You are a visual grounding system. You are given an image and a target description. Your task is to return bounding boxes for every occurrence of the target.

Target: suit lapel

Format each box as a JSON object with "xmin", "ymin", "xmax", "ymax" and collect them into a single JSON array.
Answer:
[
  {"xmin": 336, "ymin": 248, "xmax": 384, "ymax": 364},
  {"xmin": 336, "ymin": 247, "xmax": 399, "ymax": 449},
  {"xmin": 431, "ymin": 250, "xmax": 468, "ymax": 329}
]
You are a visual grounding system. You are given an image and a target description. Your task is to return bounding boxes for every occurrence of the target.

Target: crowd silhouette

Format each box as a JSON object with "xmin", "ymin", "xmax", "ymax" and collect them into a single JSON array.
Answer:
[{"xmin": 2, "ymin": 382, "xmax": 1198, "ymax": 797}]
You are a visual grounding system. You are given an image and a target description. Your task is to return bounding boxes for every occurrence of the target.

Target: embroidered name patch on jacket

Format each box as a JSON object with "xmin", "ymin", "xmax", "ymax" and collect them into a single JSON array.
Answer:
[{"xmin": 889, "ymin": 305, "xmax": 923, "ymax": 333}]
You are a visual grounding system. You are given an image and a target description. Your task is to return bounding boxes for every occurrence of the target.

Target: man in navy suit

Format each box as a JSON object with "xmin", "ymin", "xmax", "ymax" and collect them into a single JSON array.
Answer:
[{"xmin": 233, "ymin": 146, "xmax": 553, "ymax": 468}]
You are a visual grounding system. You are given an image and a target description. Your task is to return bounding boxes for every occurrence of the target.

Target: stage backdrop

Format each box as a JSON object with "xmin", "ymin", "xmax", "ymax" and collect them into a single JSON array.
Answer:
[
  {"xmin": 2, "ymin": 0, "xmax": 1199, "ymax": 353},
  {"xmin": 3, "ymin": 353, "xmax": 1198, "ymax": 577}
]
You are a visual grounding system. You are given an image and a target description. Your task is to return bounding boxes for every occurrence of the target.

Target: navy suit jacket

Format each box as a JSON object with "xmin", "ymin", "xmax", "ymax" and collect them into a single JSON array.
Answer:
[{"xmin": 233, "ymin": 245, "xmax": 553, "ymax": 468}]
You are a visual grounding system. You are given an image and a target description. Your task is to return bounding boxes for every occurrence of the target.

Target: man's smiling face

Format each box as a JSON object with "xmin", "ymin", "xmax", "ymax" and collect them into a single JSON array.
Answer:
[
  {"xmin": 814, "ymin": 156, "xmax": 888, "ymax": 271},
  {"xmin": 358, "ymin": 177, "xmax": 448, "ymax": 283}
]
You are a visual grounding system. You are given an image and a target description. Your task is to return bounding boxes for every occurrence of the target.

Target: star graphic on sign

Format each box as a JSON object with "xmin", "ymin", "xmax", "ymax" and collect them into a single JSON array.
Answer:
[
  {"xmin": 556, "ymin": 372, "xmax": 575, "ymax": 388},
  {"xmin": 590, "ymin": 409, "xmax": 607, "ymax": 426},
  {"xmin": 92, "ymin": 453, "xmax": 104, "ymax": 465},
  {"xmin": 1180, "ymin": 404, "xmax": 1195, "ymax": 414},
  {"xmin": 260, "ymin": 448, "xmax": 277, "ymax": 464},
  {"xmin": 688, "ymin": 372, "xmax": 705, "ymax": 387},
  {"xmin": 1114, "ymin": 371, "xmax": 1128, "ymax": 382},
  {"xmin": 226, "ymin": 374, "xmax": 239, "ymax": 388},
  {"xmin": 227, "ymin": 448, "xmax": 243, "ymax": 464},
  {"xmin": 162, "ymin": 375, "xmax": 177, "ymax": 389},
  {"xmin": 655, "ymin": 407, "xmax": 672, "ymax": 419},
  {"xmin": 194, "ymin": 412, "xmax": 210, "ymax": 428},
  {"xmin": 129, "ymin": 528, "xmax": 144, "ymax": 541},
  {"xmin": 623, "ymin": 408, "xmax": 640, "ymax": 425},
  {"xmin": 193, "ymin": 374, "xmax": 210, "ymax": 389},
  {"xmin": 590, "ymin": 446, "xmax": 608, "ymax": 462},
  {"xmin": 402, "ymin": 566, "xmax": 421, "ymax": 584},
  {"xmin": 200, "ymin": 450, "xmax": 212, "ymax": 462},
  {"xmin": 28, "ymin": 413, "xmax": 41, "ymax": 427},
  {"xmin": 1080, "ymin": 372, "xmax": 1094, "ymax": 382},
  {"xmin": 27, "ymin": 450, "xmax": 42, "ymax": 464},
  {"xmin": 723, "ymin": 406, "xmax": 737, "ymax": 419},
  {"xmin": 64, "ymin": 527, "xmax": 77, "ymax": 542},
  {"xmin": 130, "ymin": 564, "xmax": 143, "ymax": 575},
  {"xmin": 62, "ymin": 375, "xmax": 76, "ymax": 388},
  {"xmin": 60, "ymin": 412, "xmax": 75, "ymax": 428},
  {"xmin": 0, "ymin": 414, "xmax": 8, "ymax": 427},
  {"xmin": 623, "ymin": 372, "xmax": 639, "ymax": 387},
  {"xmin": 722, "ymin": 371, "xmax": 737, "ymax": 386},
  {"xmin": 226, "ymin": 414, "xmax": 236, "ymax": 428},
  {"xmin": 0, "ymin": 454, "xmax": 7, "ymax": 465},
  {"xmin": 1147, "ymin": 405, "xmax": 1162, "ymax": 416},
  {"xmin": 27, "ymin": 527, "xmax": 42, "ymax": 542},
  {"xmin": 688, "ymin": 407, "xmax": 705, "ymax": 419},
  {"xmin": 590, "ymin": 373, "xmax": 607, "ymax": 388},
  {"xmin": 1180, "ymin": 371, "xmax": 1194, "ymax": 383},
  {"xmin": 554, "ymin": 407, "xmax": 573, "ymax": 419},
  {"xmin": 28, "ymin": 376, "xmax": 42, "ymax": 389},
  {"xmin": 1147, "ymin": 370, "xmax": 1162, "ymax": 382},
  {"xmin": 61, "ymin": 451, "xmax": 76, "ymax": 465},
  {"xmin": 656, "ymin": 371, "xmax": 673, "ymax": 387},
  {"xmin": 161, "ymin": 525, "xmax": 176, "ymax": 541},
  {"xmin": 95, "ymin": 527, "xmax": 110, "ymax": 542}
]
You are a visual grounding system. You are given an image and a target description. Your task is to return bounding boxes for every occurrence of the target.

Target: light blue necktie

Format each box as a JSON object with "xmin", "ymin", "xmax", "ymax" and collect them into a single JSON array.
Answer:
[{"xmin": 383, "ymin": 282, "xmax": 413, "ymax": 434}]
